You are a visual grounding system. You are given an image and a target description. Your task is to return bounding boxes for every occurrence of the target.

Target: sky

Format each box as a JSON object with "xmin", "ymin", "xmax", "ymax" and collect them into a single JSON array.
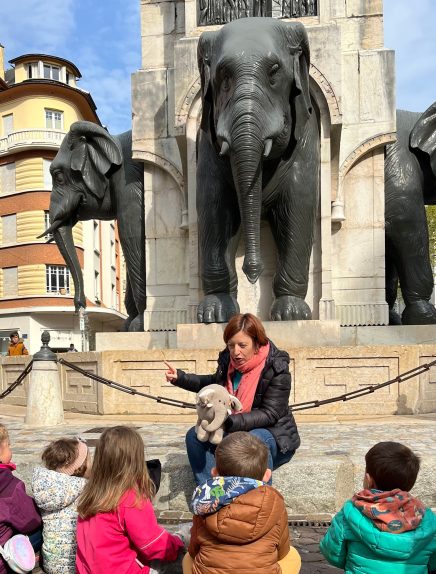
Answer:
[{"xmin": 0, "ymin": 0, "xmax": 435, "ymax": 134}]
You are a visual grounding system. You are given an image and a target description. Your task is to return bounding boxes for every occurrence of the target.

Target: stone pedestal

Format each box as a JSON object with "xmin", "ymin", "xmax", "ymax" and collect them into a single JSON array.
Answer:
[
  {"xmin": 177, "ymin": 321, "xmax": 342, "ymax": 349},
  {"xmin": 25, "ymin": 361, "xmax": 64, "ymax": 426}
]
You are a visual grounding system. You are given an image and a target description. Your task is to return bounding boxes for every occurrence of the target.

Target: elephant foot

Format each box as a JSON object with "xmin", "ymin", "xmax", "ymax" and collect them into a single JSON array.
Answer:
[
  {"xmin": 197, "ymin": 293, "xmax": 240, "ymax": 323},
  {"xmin": 270, "ymin": 296, "xmax": 312, "ymax": 321},
  {"xmin": 389, "ymin": 309, "xmax": 402, "ymax": 325},
  {"xmin": 127, "ymin": 314, "xmax": 144, "ymax": 332},
  {"xmin": 402, "ymin": 301, "xmax": 436, "ymax": 325}
]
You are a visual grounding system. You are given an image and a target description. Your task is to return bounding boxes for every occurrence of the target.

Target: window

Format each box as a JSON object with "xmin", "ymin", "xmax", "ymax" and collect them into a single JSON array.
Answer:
[
  {"xmin": 111, "ymin": 283, "xmax": 116, "ymax": 308},
  {"xmin": 43, "ymin": 158, "xmax": 53, "ymax": 190},
  {"xmin": 45, "ymin": 109, "xmax": 63, "ymax": 130},
  {"xmin": 43, "ymin": 64, "xmax": 60, "ymax": 81},
  {"xmin": 46, "ymin": 265, "xmax": 71, "ymax": 294},
  {"xmin": 93, "ymin": 221, "xmax": 100, "ymax": 253},
  {"xmin": 2, "ymin": 214, "xmax": 17, "ymax": 244},
  {"xmin": 44, "ymin": 211, "xmax": 53, "ymax": 241},
  {"xmin": 2, "ymin": 114, "xmax": 13, "ymax": 136},
  {"xmin": 26, "ymin": 62, "xmax": 37, "ymax": 79},
  {"xmin": 3, "ymin": 267, "xmax": 18, "ymax": 297},
  {"xmin": 94, "ymin": 270, "xmax": 100, "ymax": 301},
  {"xmin": 0, "ymin": 163, "xmax": 15, "ymax": 195}
]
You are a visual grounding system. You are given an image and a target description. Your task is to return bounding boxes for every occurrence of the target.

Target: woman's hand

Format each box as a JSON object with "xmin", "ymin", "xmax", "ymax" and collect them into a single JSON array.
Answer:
[{"xmin": 164, "ymin": 360, "xmax": 178, "ymax": 383}]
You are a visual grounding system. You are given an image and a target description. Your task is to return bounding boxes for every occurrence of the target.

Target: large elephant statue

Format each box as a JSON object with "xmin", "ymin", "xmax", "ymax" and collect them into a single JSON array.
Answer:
[
  {"xmin": 385, "ymin": 103, "xmax": 436, "ymax": 325},
  {"xmin": 41, "ymin": 121, "xmax": 145, "ymax": 331},
  {"xmin": 196, "ymin": 17, "xmax": 320, "ymax": 323}
]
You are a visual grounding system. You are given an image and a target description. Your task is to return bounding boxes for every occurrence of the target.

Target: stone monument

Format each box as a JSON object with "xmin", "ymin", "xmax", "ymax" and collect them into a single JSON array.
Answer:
[{"xmin": 132, "ymin": 0, "xmax": 395, "ymax": 332}]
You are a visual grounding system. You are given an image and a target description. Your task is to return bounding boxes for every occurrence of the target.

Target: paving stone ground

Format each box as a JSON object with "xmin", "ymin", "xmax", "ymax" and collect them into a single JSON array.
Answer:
[{"xmin": 2, "ymin": 406, "xmax": 436, "ymax": 573}]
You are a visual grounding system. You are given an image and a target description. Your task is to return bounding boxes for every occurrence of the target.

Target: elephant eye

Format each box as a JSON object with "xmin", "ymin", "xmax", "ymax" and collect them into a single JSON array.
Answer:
[
  {"xmin": 222, "ymin": 75, "xmax": 231, "ymax": 92},
  {"xmin": 53, "ymin": 171, "xmax": 64, "ymax": 184},
  {"xmin": 269, "ymin": 64, "xmax": 280, "ymax": 80}
]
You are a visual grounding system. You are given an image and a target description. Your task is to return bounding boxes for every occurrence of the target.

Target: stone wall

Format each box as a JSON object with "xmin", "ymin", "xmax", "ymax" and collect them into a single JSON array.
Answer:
[
  {"xmin": 2, "ymin": 342, "xmax": 435, "ymax": 416},
  {"xmin": 132, "ymin": 0, "xmax": 395, "ymax": 328}
]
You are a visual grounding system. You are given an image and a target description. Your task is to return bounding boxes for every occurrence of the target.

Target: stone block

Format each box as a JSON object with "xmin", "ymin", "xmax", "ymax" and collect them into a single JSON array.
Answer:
[
  {"xmin": 346, "ymin": 0, "xmax": 383, "ymax": 17},
  {"xmin": 132, "ymin": 70, "xmax": 168, "ymax": 139},
  {"xmin": 156, "ymin": 238, "xmax": 188, "ymax": 284},
  {"xmin": 177, "ymin": 321, "xmax": 341, "ymax": 349},
  {"xmin": 95, "ymin": 332, "xmax": 169, "ymax": 351},
  {"xmin": 141, "ymin": 2, "xmax": 175, "ymax": 37}
]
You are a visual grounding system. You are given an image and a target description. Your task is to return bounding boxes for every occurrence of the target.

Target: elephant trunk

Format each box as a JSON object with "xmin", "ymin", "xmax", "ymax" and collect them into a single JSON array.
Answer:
[
  {"xmin": 202, "ymin": 407, "xmax": 228, "ymax": 433},
  {"xmin": 53, "ymin": 223, "xmax": 85, "ymax": 311},
  {"xmin": 230, "ymin": 106, "xmax": 264, "ymax": 284}
]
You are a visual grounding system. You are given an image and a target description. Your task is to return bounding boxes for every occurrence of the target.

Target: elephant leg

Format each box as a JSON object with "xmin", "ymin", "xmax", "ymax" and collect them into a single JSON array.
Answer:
[
  {"xmin": 268, "ymin": 118, "xmax": 319, "ymax": 320},
  {"xmin": 196, "ymin": 424, "xmax": 209, "ymax": 442},
  {"xmin": 385, "ymin": 252, "xmax": 402, "ymax": 325},
  {"xmin": 385, "ymin": 181, "xmax": 436, "ymax": 325},
  {"xmin": 117, "ymin": 178, "xmax": 146, "ymax": 332},
  {"xmin": 197, "ymin": 133, "xmax": 241, "ymax": 323},
  {"xmin": 209, "ymin": 428, "xmax": 224, "ymax": 445}
]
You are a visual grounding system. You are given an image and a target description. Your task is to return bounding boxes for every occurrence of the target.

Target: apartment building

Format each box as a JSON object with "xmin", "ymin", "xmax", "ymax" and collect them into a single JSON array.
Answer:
[{"xmin": 0, "ymin": 46, "xmax": 125, "ymax": 354}]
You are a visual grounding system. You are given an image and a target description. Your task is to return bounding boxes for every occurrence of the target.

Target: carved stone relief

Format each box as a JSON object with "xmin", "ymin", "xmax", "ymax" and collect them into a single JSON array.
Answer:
[{"xmin": 198, "ymin": 0, "xmax": 317, "ymax": 26}]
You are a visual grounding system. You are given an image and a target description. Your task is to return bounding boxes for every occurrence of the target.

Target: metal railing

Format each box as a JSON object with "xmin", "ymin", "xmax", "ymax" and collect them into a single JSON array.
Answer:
[{"xmin": 0, "ymin": 129, "xmax": 66, "ymax": 155}]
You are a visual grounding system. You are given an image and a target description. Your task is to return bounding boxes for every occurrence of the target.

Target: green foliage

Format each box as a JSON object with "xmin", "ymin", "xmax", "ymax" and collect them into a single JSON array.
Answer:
[{"xmin": 426, "ymin": 205, "xmax": 436, "ymax": 268}]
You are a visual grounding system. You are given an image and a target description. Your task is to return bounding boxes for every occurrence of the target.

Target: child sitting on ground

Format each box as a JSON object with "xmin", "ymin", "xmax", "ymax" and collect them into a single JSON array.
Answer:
[
  {"xmin": 32, "ymin": 437, "xmax": 91, "ymax": 574},
  {"xmin": 320, "ymin": 441, "xmax": 436, "ymax": 574},
  {"xmin": 183, "ymin": 431, "xmax": 301, "ymax": 574},
  {"xmin": 0, "ymin": 423, "xmax": 42, "ymax": 574},
  {"xmin": 76, "ymin": 425, "xmax": 185, "ymax": 574}
]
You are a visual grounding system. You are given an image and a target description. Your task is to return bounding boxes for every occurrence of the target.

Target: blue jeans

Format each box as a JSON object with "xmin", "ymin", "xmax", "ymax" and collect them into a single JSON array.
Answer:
[
  {"xmin": 28, "ymin": 527, "xmax": 42, "ymax": 552},
  {"xmin": 185, "ymin": 426, "xmax": 295, "ymax": 486}
]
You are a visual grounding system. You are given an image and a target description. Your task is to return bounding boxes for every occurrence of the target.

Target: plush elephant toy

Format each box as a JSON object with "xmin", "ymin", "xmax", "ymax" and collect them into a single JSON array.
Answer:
[
  {"xmin": 195, "ymin": 384, "xmax": 243, "ymax": 444},
  {"xmin": 40, "ymin": 121, "xmax": 145, "ymax": 331},
  {"xmin": 385, "ymin": 103, "xmax": 436, "ymax": 325},
  {"xmin": 196, "ymin": 17, "xmax": 320, "ymax": 323}
]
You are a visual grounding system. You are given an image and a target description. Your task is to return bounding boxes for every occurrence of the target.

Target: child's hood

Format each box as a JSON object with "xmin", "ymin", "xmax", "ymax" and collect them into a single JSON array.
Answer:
[
  {"xmin": 344, "ymin": 495, "xmax": 436, "ymax": 560},
  {"xmin": 31, "ymin": 466, "xmax": 86, "ymax": 511},
  {"xmin": 192, "ymin": 476, "xmax": 284, "ymax": 542}
]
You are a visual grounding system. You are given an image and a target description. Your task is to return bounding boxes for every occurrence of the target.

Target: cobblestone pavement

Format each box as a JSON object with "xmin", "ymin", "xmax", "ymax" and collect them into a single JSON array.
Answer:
[{"xmin": 2, "ymin": 407, "xmax": 435, "ymax": 574}]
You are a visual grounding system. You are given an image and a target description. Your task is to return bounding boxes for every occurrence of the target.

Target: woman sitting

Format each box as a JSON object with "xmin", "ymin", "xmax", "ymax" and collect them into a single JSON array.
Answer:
[{"xmin": 165, "ymin": 313, "xmax": 300, "ymax": 485}]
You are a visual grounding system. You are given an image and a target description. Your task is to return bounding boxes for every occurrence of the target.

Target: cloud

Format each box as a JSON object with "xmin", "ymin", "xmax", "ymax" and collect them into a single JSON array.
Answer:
[
  {"xmin": 384, "ymin": 0, "xmax": 436, "ymax": 112},
  {"xmin": 0, "ymin": 0, "xmax": 139, "ymax": 133},
  {"xmin": 0, "ymin": 0, "xmax": 75, "ymax": 57}
]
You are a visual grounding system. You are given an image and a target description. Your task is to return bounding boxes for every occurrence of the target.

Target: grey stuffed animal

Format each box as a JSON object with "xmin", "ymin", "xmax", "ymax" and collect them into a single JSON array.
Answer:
[{"xmin": 195, "ymin": 384, "xmax": 243, "ymax": 444}]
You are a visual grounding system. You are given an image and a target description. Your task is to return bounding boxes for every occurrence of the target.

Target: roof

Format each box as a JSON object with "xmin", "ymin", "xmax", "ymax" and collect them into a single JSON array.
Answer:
[{"xmin": 9, "ymin": 54, "xmax": 82, "ymax": 78}]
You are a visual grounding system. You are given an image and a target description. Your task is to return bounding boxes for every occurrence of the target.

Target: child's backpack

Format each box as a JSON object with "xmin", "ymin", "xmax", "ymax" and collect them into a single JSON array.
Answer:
[{"xmin": 0, "ymin": 534, "xmax": 36, "ymax": 573}]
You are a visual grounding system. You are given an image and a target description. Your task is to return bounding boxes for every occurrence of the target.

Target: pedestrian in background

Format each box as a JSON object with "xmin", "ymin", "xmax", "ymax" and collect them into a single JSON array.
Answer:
[{"xmin": 7, "ymin": 331, "xmax": 28, "ymax": 356}]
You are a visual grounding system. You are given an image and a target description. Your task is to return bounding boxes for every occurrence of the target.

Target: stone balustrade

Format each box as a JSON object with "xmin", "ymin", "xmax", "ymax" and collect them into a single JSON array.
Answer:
[{"xmin": 0, "ymin": 129, "xmax": 66, "ymax": 155}]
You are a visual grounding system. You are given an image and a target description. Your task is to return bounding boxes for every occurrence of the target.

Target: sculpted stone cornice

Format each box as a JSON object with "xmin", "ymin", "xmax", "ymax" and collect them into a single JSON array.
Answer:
[
  {"xmin": 309, "ymin": 63, "xmax": 341, "ymax": 124},
  {"xmin": 133, "ymin": 148, "xmax": 185, "ymax": 193},
  {"xmin": 339, "ymin": 132, "xmax": 396, "ymax": 182}
]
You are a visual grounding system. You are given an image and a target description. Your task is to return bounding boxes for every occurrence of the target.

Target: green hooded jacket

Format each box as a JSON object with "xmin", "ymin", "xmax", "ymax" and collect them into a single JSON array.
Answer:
[{"xmin": 320, "ymin": 500, "xmax": 436, "ymax": 574}]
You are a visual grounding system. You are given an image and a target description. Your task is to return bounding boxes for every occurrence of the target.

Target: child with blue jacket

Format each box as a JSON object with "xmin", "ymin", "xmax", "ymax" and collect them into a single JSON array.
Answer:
[{"xmin": 320, "ymin": 441, "xmax": 436, "ymax": 574}]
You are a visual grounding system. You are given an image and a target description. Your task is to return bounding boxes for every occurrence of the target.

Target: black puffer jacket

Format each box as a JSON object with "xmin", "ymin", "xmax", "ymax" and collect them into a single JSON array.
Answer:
[{"xmin": 174, "ymin": 340, "xmax": 300, "ymax": 454}]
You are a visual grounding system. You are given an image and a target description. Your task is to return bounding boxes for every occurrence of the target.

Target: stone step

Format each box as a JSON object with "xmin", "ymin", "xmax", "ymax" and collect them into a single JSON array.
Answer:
[{"xmin": 5, "ymin": 412, "xmax": 436, "ymax": 516}]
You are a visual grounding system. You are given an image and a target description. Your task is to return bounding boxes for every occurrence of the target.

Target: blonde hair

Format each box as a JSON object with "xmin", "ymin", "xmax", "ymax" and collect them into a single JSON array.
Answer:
[
  {"xmin": 77, "ymin": 426, "xmax": 154, "ymax": 519},
  {"xmin": 0, "ymin": 424, "xmax": 9, "ymax": 444}
]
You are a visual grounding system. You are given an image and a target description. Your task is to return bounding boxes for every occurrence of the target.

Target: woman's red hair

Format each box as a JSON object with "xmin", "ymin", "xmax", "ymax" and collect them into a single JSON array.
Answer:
[{"xmin": 223, "ymin": 313, "xmax": 268, "ymax": 349}]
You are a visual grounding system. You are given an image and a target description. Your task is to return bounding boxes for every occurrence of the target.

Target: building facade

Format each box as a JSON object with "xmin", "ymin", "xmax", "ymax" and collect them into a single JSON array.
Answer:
[{"xmin": 0, "ymin": 48, "xmax": 125, "ymax": 354}]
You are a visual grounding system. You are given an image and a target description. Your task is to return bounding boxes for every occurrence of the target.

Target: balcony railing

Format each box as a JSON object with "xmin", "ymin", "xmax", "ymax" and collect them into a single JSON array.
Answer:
[
  {"xmin": 0, "ymin": 129, "xmax": 66, "ymax": 155},
  {"xmin": 198, "ymin": 0, "xmax": 317, "ymax": 26}
]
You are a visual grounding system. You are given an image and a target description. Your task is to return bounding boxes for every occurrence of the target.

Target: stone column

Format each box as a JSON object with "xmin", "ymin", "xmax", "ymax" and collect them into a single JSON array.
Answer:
[{"xmin": 25, "ymin": 331, "xmax": 64, "ymax": 426}]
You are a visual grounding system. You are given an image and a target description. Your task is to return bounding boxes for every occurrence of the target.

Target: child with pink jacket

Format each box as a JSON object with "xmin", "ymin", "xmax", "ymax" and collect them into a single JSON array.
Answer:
[{"xmin": 76, "ymin": 426, "xmax": 185, "ymax": 574}]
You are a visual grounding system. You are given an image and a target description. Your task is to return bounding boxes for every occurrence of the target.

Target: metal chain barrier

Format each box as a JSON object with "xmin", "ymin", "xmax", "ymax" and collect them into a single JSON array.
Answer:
[
  {"xmin": 59, "ymin": 356, "xmax": 436, "ymax": 413},
  {"xmin": 0, "ymin": 361, "xmax": 33, "ymax": 400}
]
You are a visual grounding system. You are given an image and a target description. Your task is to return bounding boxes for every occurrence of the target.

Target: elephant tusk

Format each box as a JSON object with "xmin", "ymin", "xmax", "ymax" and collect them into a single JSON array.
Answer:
[
  {"xmin": 219, "ymin": 141, "xmax": 230, "ymax": 156},
  {"xmin": 207, "ymin": 403, "xmax": 213, "ymax": 408},
  {"xmin": 263, "ymin": 139, "xmax": 273, "ymax": 158},
  {"xmin": 37, "ymin": 219, "xmax": 63, "ymax": 239}
]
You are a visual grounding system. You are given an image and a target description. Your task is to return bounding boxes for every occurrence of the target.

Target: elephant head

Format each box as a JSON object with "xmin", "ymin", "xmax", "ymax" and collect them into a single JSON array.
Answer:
[
  {"xmin": 198, "ymin": 17, "xmax": 312, "ymax": 284},
  {"xmin": 410, "ymin": 102, "xmax": 436, "ymax": 194},
  {"xmin": 196, "ymin": 383, "xmax": 243, "ymax": 433},
  {"xmin": 39, "ymin": 121, "xmax": 123, "ymax": 311}
]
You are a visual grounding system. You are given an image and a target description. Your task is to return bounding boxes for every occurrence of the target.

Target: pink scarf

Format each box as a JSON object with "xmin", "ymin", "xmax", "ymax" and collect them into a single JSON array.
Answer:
[
  {"xmin": 225, "ymin": 342, "xmax": 270, "ymax": 413},
  {"xmin": 0, "ymin": 462, "xmax": 16, "ymax": 471}
]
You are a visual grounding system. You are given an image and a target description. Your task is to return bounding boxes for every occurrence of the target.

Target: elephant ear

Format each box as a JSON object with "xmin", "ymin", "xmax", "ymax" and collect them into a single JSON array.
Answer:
[
  {"xmin": 410, "ymin": 102, "xmax": 436, "ymax": 176},
  {"xmin": 197, "ymin": 31, "xmax": 216, "ymax": 134},
  {"xmin": 68, "ymin": 121, "xmax": 123, "ymax": 200},
  {"xmin": 285, "ymin": 22, "xmax": 312, "ymax": 142}
]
